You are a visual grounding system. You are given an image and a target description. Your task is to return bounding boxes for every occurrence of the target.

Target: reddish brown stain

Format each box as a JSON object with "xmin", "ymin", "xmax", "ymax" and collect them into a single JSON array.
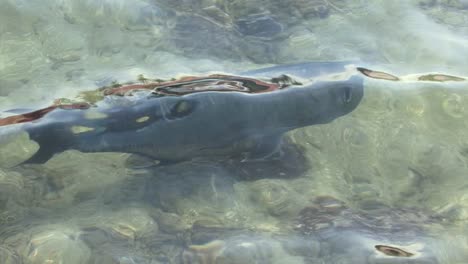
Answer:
[
  {"xmin": 0, "ymin": 75, "xmax": 284, "ymax": 127},
  {"xmin": 375, "ymin": 245, "xmax": 414, "ymax": 257}
]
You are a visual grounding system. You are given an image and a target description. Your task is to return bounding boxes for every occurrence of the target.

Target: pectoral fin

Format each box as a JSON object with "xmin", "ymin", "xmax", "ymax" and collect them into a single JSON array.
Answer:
[
  {"xmin": 242, "ymin": 133, "xmax": 284, "ymax": 161},
  {"xmin": 23, "ymin": 145, "xmax": 61, "ymax": 164}
]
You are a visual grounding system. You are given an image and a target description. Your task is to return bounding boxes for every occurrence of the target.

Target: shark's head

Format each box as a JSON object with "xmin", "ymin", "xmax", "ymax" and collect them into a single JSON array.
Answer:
[
  {"xmin": 322, "ymin": 75, "xmax": 364, "ymax": 121},
  {"xmin": 267, "ymin": 74, "xmax": 364, "ymax": 128}
]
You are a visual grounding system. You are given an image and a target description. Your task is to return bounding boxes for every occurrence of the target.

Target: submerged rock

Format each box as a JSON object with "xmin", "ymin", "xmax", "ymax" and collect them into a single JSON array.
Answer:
[
  {"xmin": 36, "ymin": 151, "xmax": 129, "ymax": 207},
  {"xmin": 182, "ymin": 235, "xmax": 300, "ymax": 264},
  {"xmin": 235, "ymin": 13, "xmax": 283, "ymax": 38},
  {"xmin": 249, "ymin": 179, "xmax": 303, "ymax": 217},
  {"xmin": 82, "ymin": 207, "xmax": 159, "ymax": 242},
  {"xmin": 438, "ymin": 0, "xmax": 468, "ymax": 9},
  {"xmin": 215, "ymin": 237, "xmax": 274, "ymax": 264},
  {"xmin": 16, "ymin": 226, "xmax": 91, "ymax": 264},
  {"xmin": 169, "ymin": 14, "xmax": 243, "ymax": 60},
  {"xmin": 223, "ymin": 0, "xmax": 335, "ymax": 22},
  {"xmin": 419, "ymin": 0, "xmax": 438, "ymax": 8},
  {"xmin": 0, "ymin": 170, "xmax": 26, "ymax": 201},
  {"xmin": 0, "ymin": 246, "xmax": 20, "ymax": 264},
  {"xmin": 0, "ymin": 131, "xmax": 39, "ymax": 168},
  {"xmin": 152, "ymin": 209, "xmax": 189, "ymax": 233},
  {"xmin": 288, "ymin": 0, "xmax": 331, "ymax": 19},
  {"xmin": 295, "ymin": 196, "xmax": 443, "ymax": 263},
  {"xmin": 280, "ymin": 235, "xmax": 321, "ymax": 258},
  {"xmin": 182, "ymin": 240, "xmax": 225, "ymax": 264},
  {"xmin": 202, "ymin": 6, "xmax": 233, "ymax": 26},
  {"xmin": 441, "ymin": 93, "xmax": 466, "ymax": 119},
  {"xmin": 418, "ymin": 0, "xmax": 468, "ymax": 28}
]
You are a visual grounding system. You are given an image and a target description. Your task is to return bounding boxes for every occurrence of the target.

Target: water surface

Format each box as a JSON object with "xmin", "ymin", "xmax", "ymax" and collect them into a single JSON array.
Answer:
[{"xmin": 1, "ymin": 1, "xmax": 468, "ymax": 263}]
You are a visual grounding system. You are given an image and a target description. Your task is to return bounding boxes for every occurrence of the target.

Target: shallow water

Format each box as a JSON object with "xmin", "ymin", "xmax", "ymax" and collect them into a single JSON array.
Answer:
[{"xmin": 1, "ymin": 0, "xmax": 468, "ymax": 263}]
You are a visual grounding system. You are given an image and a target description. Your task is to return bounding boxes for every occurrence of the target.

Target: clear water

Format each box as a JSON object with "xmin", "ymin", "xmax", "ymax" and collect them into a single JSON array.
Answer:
[{"xmin": 1, "ymin": 0, "xmax": 468, "ymax": 263}]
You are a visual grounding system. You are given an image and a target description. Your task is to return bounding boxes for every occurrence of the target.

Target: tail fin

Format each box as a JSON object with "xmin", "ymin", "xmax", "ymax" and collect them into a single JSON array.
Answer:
[{"xmin": 22, "ymin": 125, "xmax": 72, "ymax": 164}]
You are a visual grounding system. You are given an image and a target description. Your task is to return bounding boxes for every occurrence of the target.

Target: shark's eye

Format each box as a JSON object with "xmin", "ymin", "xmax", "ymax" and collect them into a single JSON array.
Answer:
[
  {"xmin": 342, "ymin": 86, "xmax": 352, "ymax": 103},
  {"xmin": 170, "ymin": 100, "xmax": 194, "ymax": 118}
]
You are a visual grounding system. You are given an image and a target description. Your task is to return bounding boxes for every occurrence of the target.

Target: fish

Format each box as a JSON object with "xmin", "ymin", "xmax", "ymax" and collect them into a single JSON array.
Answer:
[{"xmin": 0, "ymin": 62, "xmax": 364, "ymax": 164}]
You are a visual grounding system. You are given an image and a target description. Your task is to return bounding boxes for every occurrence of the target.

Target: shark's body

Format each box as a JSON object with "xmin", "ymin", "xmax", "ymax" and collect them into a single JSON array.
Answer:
[{"xmin": 4, "ymin": 62, "xmax": 364, "ymax": 164}]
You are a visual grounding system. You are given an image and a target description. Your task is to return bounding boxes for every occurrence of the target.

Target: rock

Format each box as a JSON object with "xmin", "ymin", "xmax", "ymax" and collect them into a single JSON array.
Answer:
[
  {"xmin": 216, "ymin": 237, "xmax": 273, "ymax": 264},
  {"xmin": 442, "ymin": 93, "xmax": 466, "ymax": 119},
  {"xmin": 281, "ymin": 235, "xmax": 321, "ymax": 258},
  {"xmin": 202, "ymin": 5, "xmax": 233, "ymax": 26},
  {"xmin": 290, "ymin": 0, "xmax": 330, "ymax": 19},
  {"xmin": 249, "ymin": 179, "xmax": 298, "ymax": 217},
  {"xmin": 182, "ymin": 240, "xmax": 225, "ymax": 264},
  {"xmin": 443, "ymin": 0, "xmax": 468, "ymax": 9},
  {"xmin": 419, "ymin": 0, "xmax": 438, "ymax": 9},
  {"xmin": 169, "ymin": 14, "xmax": 243, "ymax": 60},
  {"xmin": 0, "ymin": 169, "xmax": 30, "ymax": 210},
  {"xmin": 153, "ymin": 209, "xmax": 188, "ymax": 233},
  {"xmin": 235, "ymin": 13, "xmax": 283, "ymax": 38},
  {"xmin": 183, "ymin": 235, "xmax": 305, "ymax": 264},
  {"xmin": 0, "ymin": 246, "xmax": 21, "ymax": 264},
  {"xmin": 20, "ymin": 227, "xmax": 91, "ymax": 264},
  {"xmin": 88, "ymin": 207, "xmax": 159, "ymax": 241},
  {"xmin": 0, "ymin": 131, "xmax": 39, "ymax": 168}
]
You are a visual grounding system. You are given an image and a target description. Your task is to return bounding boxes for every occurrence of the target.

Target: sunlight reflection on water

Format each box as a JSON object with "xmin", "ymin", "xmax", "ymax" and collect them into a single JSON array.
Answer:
[{"xmin": 1, "ymin": 0, "xmax": 468, "ymax": 263}]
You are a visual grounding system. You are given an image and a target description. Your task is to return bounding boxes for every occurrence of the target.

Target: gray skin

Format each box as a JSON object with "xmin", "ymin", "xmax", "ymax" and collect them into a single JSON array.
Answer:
[{"xmin": 22, "ymin": 62, "xmax": 363, "ymax": 164}]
